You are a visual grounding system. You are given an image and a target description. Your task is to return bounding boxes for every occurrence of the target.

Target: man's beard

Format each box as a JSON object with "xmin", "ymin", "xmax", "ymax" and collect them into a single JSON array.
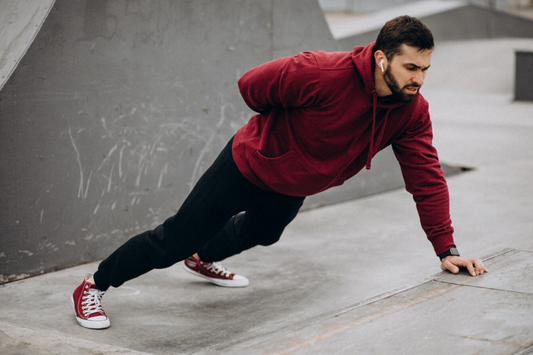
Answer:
[{"xmin": 383, "ymin": 66, "xmax": 420, "ymax": 103}]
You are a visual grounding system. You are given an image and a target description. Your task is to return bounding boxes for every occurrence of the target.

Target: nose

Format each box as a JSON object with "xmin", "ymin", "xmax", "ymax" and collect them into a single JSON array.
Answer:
[
  {"xmin": 412, "ymin": 73, "xmax": 424, "ymax": 86},
  {"xmin": 412, "ymin": 71, "xmax": 425, "ymax": 86}
]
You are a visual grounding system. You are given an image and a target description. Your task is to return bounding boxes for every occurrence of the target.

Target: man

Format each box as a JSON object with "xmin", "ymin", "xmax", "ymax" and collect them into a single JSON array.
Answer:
[{"xmin": 71, "ymin": 15, "xmax": 488, "ymax": 330}]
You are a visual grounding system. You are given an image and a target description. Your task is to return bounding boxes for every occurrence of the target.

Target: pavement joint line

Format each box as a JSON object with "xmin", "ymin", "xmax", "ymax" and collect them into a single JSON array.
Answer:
[
  {"xmin": 221, "ymin": 277, "xmax": 439, "ymax": 352},
  {"xmin": 301, "ymin": 248, "xmax": 533, "ymax": 327},
  {"xmin": 232, "ymin": 250, "xmax": 524, "ymax": 348},
  {"xmin": 479, "ymin": 247, "xmax": 518, "ymax": 261},
  {"xmin": 432, "ymin": 280, "xmax": 533, "ymax": 296},
  {"xmin": 236, "ymin": 280, "xmax": 463, "ymax": 354}
]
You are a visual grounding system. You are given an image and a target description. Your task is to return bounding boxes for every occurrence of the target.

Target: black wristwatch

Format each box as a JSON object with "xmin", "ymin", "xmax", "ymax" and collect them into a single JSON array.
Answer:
[{"xmin": 438, "ymin": 247, "xmax": 460, "ymax": 261}]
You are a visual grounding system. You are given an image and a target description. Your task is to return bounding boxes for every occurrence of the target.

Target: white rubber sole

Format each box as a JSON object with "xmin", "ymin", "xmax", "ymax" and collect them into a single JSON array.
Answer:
[
  {"xmin": 182, "ymin": 263, "xmax": 249, "ymax": 287},
  {"xmin": 71, "ymin": 296, "xmax": 110, "ymax": 329}
]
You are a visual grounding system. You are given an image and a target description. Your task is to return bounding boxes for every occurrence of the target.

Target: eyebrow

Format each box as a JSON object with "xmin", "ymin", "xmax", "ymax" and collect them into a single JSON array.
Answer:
[{"xmin": 406, "ymin": 63, "xmax": 431, "ymax": 70}]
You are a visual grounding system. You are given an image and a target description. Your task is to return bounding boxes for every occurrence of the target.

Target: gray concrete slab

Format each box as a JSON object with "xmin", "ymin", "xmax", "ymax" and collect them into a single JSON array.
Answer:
[{"xmin": 226, "ymin": 249, "xmax": 533, "ymax": 355}]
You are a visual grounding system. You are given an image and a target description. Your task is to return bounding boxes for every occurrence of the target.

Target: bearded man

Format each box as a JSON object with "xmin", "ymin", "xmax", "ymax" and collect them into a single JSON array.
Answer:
[{"xmin": 71, "ymin": 15, "xmax": 487, "ymax": 330}]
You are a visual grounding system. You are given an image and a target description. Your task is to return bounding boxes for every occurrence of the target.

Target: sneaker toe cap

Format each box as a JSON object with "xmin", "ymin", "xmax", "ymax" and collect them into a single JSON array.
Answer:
[
  {"xmin": 232, "ymin": 274, "xmax": 250, "ymax": 286},
  {"xmin": 233, "ymin": 274, "xmax": 248, "ymax": 281}
]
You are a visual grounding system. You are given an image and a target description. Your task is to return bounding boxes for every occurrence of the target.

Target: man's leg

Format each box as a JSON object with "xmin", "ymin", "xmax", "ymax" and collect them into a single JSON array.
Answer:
[
  {"xmin": 92, "ymin": 138, "xmax": 254, "ymax": 291},
  {"xmin": 196, "ymin": 191, "xmax": 305, "ymax": 263},
  {"xmin": 72, "ymin": 138, "xmax": 257, "ymax": 329}
]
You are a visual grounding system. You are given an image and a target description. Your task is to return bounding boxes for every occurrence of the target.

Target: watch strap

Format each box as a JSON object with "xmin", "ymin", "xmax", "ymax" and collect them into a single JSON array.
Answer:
[{"xmin": 439, "ymin": 247, "xmax": 460, "ymax": 261}]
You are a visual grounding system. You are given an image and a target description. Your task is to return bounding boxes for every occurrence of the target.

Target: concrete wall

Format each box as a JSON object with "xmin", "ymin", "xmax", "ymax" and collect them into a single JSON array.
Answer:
[
  {"xmin": 0, "ymin": 0, "xmax": 342, "ymax": 283},
  {"xmin": 0, "ymin": 0, "xmax": 455, "ymax": 283}
]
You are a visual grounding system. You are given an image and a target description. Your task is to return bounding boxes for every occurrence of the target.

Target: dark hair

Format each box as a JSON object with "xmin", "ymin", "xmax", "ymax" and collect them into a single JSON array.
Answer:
[{"xmin": 374, "ymin": 15, "xmax": 434, "ymax": 60}]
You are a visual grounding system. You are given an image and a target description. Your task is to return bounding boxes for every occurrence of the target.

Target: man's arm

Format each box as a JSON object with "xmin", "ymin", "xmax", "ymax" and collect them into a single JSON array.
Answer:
[
  {"xmin": 392, "ymin": 108, "xmax": 487, "ymax": 276},
  {"xmin": 237, "ymin": 52, "xmax": 320, "ymax": 113}
]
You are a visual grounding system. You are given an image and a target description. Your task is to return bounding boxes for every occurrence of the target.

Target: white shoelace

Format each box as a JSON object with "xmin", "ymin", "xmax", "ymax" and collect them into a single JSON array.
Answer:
[
  {"xmin": 82, "ymin": 288, "xmax": 106, "ymax": 317},
  {"xmin": 205, "ymin": 261, "xmax": 231, "ymax": 277}
]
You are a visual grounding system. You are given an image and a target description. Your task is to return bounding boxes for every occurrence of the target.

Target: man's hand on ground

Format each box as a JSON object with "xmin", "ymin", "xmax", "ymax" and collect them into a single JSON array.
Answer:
[{"xmin": 440, "ymin": 256, "xmax": 488, "ymax": 277}]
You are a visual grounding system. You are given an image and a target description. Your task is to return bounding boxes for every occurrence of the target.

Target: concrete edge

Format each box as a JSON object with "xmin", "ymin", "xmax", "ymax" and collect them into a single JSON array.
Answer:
[{"xmin": 0, "ymin": 320, "xmax": 152, "ymax": 355}]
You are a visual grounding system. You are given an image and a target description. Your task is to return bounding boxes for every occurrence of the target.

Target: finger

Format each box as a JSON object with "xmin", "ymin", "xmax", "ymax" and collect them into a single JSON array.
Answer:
[
  {"xmin": 473, "ymin": 259, "xmax": 488, "ymax": 274},
  {"xmin": 443, "ymin": 260, "xmax": 459, "ymax": 274},
  {"xmin": 464, "ymin": 260, "xmax": 476, "ymax": 277}
]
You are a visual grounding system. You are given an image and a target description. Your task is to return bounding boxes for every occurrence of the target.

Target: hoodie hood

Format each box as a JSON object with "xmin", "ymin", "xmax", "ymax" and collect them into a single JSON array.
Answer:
[
  {"xmin": 352, "ymin": 42, "xmax": 407, "ymax": 168},
  {"xmin": 352, "ymin": 42, "xmax": 407, "ymax": 109}
]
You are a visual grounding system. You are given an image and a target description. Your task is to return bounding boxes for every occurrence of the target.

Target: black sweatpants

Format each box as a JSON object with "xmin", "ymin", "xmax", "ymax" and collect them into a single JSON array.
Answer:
[{"xmin": 93, "ymin": 138, "xmax": 305, "ymax": 291}]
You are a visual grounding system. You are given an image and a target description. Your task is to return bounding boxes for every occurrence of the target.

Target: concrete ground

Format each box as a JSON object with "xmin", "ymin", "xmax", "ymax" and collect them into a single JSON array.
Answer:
[{"xmin": 1, "ymin": 39, "xmax": 532, "ymax": 354}]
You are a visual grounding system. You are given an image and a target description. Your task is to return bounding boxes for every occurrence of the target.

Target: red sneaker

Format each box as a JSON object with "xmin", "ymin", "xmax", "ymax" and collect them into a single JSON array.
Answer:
[
  {"xmin": 183, "ymin": 255, "xmax": 249, "ymax": 287},
  {"xmin": 71, "ymin": 274, "xmax": 110, "ymax": 329}
]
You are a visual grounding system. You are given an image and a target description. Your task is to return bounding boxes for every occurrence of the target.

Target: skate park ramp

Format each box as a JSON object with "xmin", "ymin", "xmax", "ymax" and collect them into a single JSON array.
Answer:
[
  {"xmin": 0, "ymin": 0, "xmax": 521, "ymax": 283},
  {"xmin": 0, "ymin": 0, "xmax": 54, "ymax": 91},
  {"xmin": 1, "ymin": 0, "xmax": 374, "ymax": 283},
  {"xmin": 0, "ymin": 0, "xmax": 458, "ymax": 283},
  {"xmin": 328, "ymin": 0, "xmax": 533, "ymax": 50}
]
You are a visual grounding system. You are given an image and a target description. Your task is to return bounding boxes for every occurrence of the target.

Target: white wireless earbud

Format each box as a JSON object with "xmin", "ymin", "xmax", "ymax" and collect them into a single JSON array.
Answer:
[{"xmin": 380, "ymin": 59, "xmax": 384, "ymax": 72}]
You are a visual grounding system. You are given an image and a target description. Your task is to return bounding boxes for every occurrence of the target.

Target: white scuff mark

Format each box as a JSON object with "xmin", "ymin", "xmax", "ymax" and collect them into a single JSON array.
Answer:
[
  {"xmin": 119, "ymin": 286, "xmax": 141, "ymax": 296},
  {"xmin": 111, "ymin": 201, "xmax": 117, "ymax": 210},
  {"xmin": 93, "ymin": 203, "xmax": 100, "ymax": 215},
  {"xmin": 0, "ymin": 252, "xmax": 6, "ymax": 258},
  {"xmin": 119, "ymin": 144, "xmax": 126, "ymax": 178},
  {"xmin": 188, "ymin": 104, "xmax": 230, "ymax": 190},
  {"xmin": 160, "ymin": 120, "xmax": 202, "ymax": 140},
  {"xmin": 101, "ymin": 117, "xmax": 112, "ymax": 137},
  {"xmin": 83, "ymin": 170, "xmax": 93, "ymax": 199},
  {"xmin": 68, "ymin": 126, "xmax": 85, "ymax": 199},
  {"xmin": 150, "ymin": 134, "xmax": 164, "ymax": 156},
  {"xmin": 65, "ymin": 240, "xmax": 76, "ymax": 246},
  {"xmin": 128, "ymin": 191, "xmax": 148, "ymax": 206},
  {"xmin": 135, "ymin": 145, "xmax": 149, "ymax": 187},
  {"xmin": 40, "ymin": 209, "xmax": 44, "ymax": 224},
  {"xmin": 18, "ymin": 250, "xmax": 34, "ymax": 256},
  {"xmin": 96, "ymin": 144, "xmax": 118, "ymax": 173},
  {"xmin": 105, "ymin": 163, "xmax": 115, "ymax": 192},
  {"xmin": 157, "ymin": 163, "xmax": 168, "ymax": 189}
]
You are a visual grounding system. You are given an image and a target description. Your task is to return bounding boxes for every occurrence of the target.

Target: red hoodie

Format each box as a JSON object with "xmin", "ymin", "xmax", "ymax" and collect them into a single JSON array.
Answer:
[{"xmin": 232, "ymin": 42, "xmax": 455, "ymax": 256}]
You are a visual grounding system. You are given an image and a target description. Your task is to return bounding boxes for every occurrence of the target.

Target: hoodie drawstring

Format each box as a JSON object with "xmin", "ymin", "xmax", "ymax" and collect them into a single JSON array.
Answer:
[{"xmin": 366, "ymin": 90, "xmax": 390, "ymax": 170}]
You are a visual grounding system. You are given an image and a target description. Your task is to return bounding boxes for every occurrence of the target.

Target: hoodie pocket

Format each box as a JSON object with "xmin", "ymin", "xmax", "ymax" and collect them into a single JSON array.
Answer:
[{"xmin": 249, "ymin": 149, "xmax": 333, "ymax": 196}]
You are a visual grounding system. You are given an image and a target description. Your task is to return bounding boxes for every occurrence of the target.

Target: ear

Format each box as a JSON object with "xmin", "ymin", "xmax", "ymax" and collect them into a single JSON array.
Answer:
[{"xmin": 374, "ymin": 50, "xmax": 387, "ymax": 72}]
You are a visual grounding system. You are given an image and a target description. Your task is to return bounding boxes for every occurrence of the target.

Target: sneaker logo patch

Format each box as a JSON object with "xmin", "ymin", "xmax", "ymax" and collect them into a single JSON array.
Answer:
[{"xmin": 186, "ymin": 260, "xmax": 197, "ymax": 268}]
